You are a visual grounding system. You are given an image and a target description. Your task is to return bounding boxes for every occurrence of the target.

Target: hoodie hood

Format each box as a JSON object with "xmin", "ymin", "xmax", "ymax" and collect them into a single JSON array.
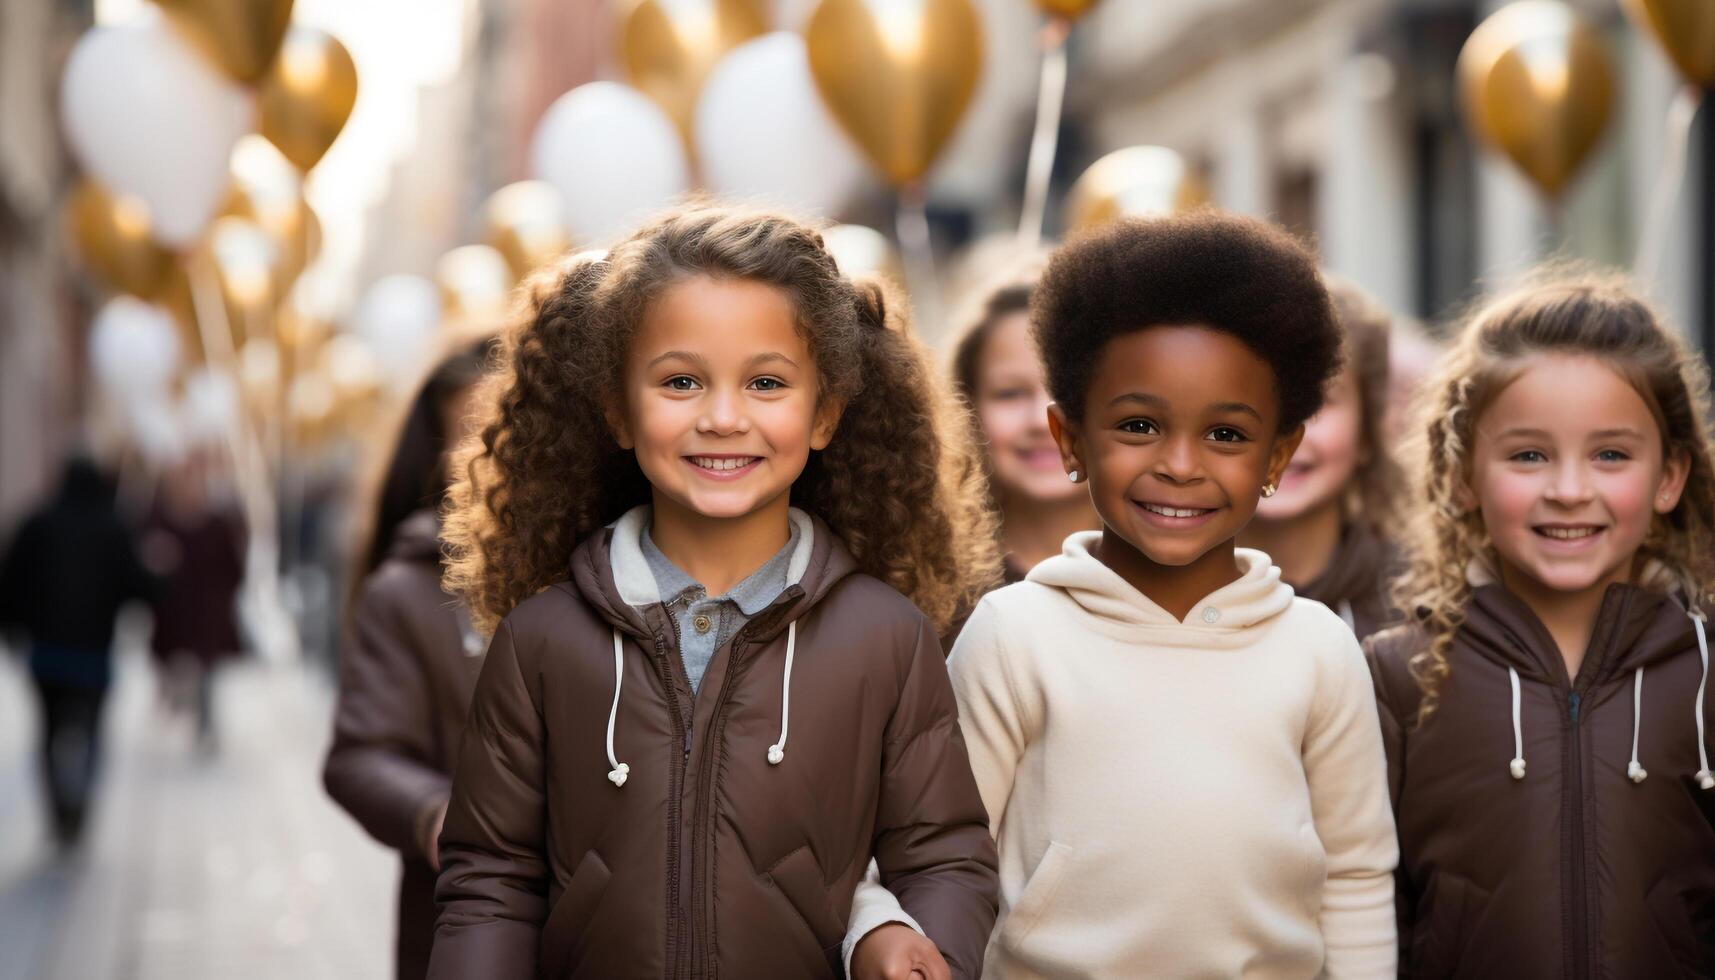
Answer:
[
  {"xmin": 1027, "ymin": 531, "xmax": 1295, "ymax": 644},
  {"xmin": 387, "ymin": 508, "xmax": 445, "ymax": 565}
]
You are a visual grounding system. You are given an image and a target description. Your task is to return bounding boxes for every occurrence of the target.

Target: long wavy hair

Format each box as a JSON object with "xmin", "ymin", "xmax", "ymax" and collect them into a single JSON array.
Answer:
[
  {"xmin": 1324, "ymin": 279, "xmax": 1407, "ymax": 533},
  {"xmin": 443, "ymin": 203, "xmax": 1000, "ymax": 633},
  {"xmin": 1393, "ymin": 272, "xmax": 1715, "ymax": 720}
]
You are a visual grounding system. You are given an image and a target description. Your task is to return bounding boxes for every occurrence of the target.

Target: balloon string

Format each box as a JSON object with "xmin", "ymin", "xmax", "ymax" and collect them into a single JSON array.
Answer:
[
  {"xmin": 1018, "ymin": 18, "xmax": 1072, "ymax": 247},
  {"xmin": 1635, "ymin": 85, "xmax": 1703, "ymax": 286},
  {"xmin": 896, "ymin": 183, "xmax": 943, "ymax": 335},
  {"xmin": 187, "ymin": 254, "xmax": 299, "ymax": 663}
]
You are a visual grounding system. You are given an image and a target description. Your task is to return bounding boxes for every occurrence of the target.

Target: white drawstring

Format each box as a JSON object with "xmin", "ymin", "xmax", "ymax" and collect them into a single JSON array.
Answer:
[
  {"xmin": 1508, "ymin": 667, "xmax": 1526, "ymax": 780},
  {"xmin": 607, "ymin": 630, "xmax": 630, "ymax": 787},
  {"xmin": 766, "ymin": 621, "xmax": 797, "ymax": 765},
  {"xmin": 1628, "ymin": 667, "xmax": 1648, "ymax": 783},
  {"xmin": 1694, "ymin": 613, "xmax": 1714, "ymax": 790}
]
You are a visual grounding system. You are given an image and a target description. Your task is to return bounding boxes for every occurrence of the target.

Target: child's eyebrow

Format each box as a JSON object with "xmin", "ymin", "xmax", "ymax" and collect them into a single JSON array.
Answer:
[
  {"xmin": 646, "ymin": 350, "xmax": 710, "ymax": 370},
  {"xmin": 1103, "ymin": 392, "xmax": 1263, "ymax": 422},
  {"xmin": 746, "ymin": 352, "xmax": 799, "ymax": 370},
  {"xmin": 1588, "ymin": 427, "xmax": 1647, "ymax": 441},
  {"xmin": 1209, "ymin": 401, "xmax": 1264, "ymax": 421}
]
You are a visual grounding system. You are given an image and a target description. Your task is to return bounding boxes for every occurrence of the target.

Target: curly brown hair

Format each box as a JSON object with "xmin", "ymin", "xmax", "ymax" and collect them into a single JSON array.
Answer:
[
  {"xmin": 1324, "ymin": 278, "xmax": 1407, "ymax": 532},
  {"xmin": 442, "ymin": 203, "xmax": 1000, "ymax": 633},
  {"xmin": 1393, "ymin": 271, "xmax": 1715, "ymax": 721}
]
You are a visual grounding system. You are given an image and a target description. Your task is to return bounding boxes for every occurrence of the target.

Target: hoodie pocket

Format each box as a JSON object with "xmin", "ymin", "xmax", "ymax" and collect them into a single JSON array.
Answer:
[
  {"xmin": 1646, "ymin": 872, "xmax": 1715, "ymax": 973},
  {"xmin": 540, "ymin": 849, "xmax": 611, "ymax": 979},
  {"xmin": 1406, "ymin": 870, "xmax": 1490, "ymax": 979},
  {"xmin": 999, "ymin": 841, "xmax": 1073, "ymax": 953},
  {"xmin": 759, "ymin": 844, "xmax": 845, "ymax": 970}
]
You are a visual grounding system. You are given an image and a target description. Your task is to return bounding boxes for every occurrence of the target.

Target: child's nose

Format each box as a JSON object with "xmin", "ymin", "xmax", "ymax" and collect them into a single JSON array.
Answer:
[
  {"xmin": 1544, "ymin": 461, "xmax": 1594, "ymax": 503},
  {"xmin": 1152, "ymin": 433, "xmax": 1202, "ymax": 483},
  {"xmin": 696, "ymin": 388, "xmax": 750, "ymax": 435}
]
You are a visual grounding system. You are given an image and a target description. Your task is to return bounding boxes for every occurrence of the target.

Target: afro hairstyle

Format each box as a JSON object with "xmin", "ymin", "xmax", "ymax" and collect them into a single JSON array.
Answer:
[{"xmin": 1032, "ymin": 210, "xmax": 1342, "ymax": 433}]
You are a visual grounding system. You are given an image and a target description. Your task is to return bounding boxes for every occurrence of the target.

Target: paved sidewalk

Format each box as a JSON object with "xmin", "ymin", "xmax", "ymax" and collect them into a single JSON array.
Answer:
[{"xmin": 0, "ymin": 626, "xmax": 398, "ymax": 980}]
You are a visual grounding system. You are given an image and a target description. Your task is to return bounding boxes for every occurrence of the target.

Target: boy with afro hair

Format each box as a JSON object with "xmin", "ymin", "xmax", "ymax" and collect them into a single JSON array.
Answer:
[{"xmin": 847, "ymin": 211, "xmax": 1397, "ymax": 979}]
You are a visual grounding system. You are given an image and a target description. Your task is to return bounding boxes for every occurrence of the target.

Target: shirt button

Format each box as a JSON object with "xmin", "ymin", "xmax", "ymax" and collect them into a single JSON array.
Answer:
[
  {"xmin": 693, "ymin": 614, "xmax": 712, "ymax": 634},
  {"xmin": 1201, "ymin": 607, "xmax": 1221, "ymax": 624}
]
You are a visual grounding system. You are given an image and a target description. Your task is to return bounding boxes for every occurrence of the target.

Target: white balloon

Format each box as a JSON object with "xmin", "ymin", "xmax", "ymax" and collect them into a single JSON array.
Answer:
[
  {"xmin": 182, "ymin": 367, "xmax": 240, "ymax": 444},
  {"xmin": 530, "ymin": 81, "xmax": 690, "ymax": 244},
  {"xmin": 59, "ymin": 15, "xmax": 254, "ymax": 247},
  {"xmin": 90, "ymin": 297, "xmax": 181, "ymax": 403},
  {"xmin": 695, "ymin": 33, "xmax": 868, "ymax": 217},
  {"xmin": 353, "ymin": 274, "xmax": 442, "ymax": 382}
]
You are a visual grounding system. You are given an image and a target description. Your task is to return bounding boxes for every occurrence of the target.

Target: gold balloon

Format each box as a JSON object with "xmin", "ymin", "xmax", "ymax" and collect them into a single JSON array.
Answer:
[
  {"xmin": 1064, "ymin": 146, "xmax": 1207, "ymax": 234},
  {"xmin": 1622, "ymin": 0, "xmax": 1715, "ymax": 89},
  {"xmin": 67, "ymin": 179, "xmax": 177, "ymax": 300},
  {"xmin": 1457, "ymin": 1, "xmax": 1615, "ymax": 200},
  {"xmin": 259, "ymin": 26, "xmax": 358, "ymax": 172},
  {"xmin": 1032, "ymin": 0, "xmax": 1101, "ymax": 20},
  {"xmin": 483, "ymin": 181, "xmax": 572, "ymax": 283},
  {"xmin": 155, "ymin": 0, "xmax": 294, "ymax": 85},
  {"xmin": 618, "ymin": 0, "xmax": 768, "ymax": 144},
  {"xmin": 436, "ymin": 245, "xmax": 514, "ymax": 326},
  {"xmin": 224, "ymin": 138, "xmax": 320, "ymax": 293},
  {"xmin": 806, "ymin": 0, "xmax": 984, "ymax": 186}
]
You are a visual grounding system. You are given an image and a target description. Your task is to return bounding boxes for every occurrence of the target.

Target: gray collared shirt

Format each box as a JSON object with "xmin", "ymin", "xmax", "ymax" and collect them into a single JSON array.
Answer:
[{"xmin": 641, "ymin": 521, "xmax": 799, "ymax": 695}]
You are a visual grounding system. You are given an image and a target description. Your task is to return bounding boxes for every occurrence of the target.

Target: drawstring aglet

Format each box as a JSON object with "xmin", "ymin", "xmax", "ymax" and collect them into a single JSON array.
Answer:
[
  {"xmin": 1509, "ymin": 758, "xmax": 1526, "ymax": 780},
  {"xmin": 608, "ymin": 763, "xmax": 630, "ymax": 787},
  {"xmin": 767, "ymin": 744, "xmax": 784, "ymax": 765},
  {"xmin": 1699, "ymin": 769, "xmax": 1715, "ymax": 790},
  {"xmin": 1627, "ymin": 761, "xmax": 1648, "ymax": 783}
]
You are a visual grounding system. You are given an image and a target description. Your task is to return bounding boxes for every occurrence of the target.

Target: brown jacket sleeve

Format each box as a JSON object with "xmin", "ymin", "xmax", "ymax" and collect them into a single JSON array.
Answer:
[
  {"xmin": 323, "ymin": 575, "xmax": 451, "ymax": 858},
  {"xmin": 427, "ymin": 620, "xmax": 547, "ymax": 979},
  {"xmin": 873, "ymin": 616, "xmax": 1001, "ymax": 980},
  {"xmin": 1364, "ymin": 628, "xmax": 1421, "ymax": 968}
]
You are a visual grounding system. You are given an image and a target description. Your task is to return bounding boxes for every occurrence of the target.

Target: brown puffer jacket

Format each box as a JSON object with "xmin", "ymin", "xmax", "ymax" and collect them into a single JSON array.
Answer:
[
  {"xmin": 325, "ymin": 509, "xmax": 485, "ymax": 980},
  {"xmin": 1297, "ymin": 522, "xmax": 1401, "ymax": 645},
  {"xmin": 428, "ymin": 508, "xmax": 999, "ymax": 980},
  {"xmin": 1366, "ymin": 575, "xmax": 1715, "ymax": 979}
]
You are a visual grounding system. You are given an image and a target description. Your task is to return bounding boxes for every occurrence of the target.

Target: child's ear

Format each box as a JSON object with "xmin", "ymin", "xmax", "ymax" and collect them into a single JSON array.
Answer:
[
  {"xmin": 1655, "ymin": 447, "xmax": 1692, "ymax": 515},
  {"xmin": 810, "ymin": 396, "xmax": 845, "ymax": 451},
  {"xmin": 1265, "ymin": 425, "xmax": 1306, "ymax": 489},
  {"xmin": 605, "ymin": 400, "xmax": 634, "ymax": 451},
  {"xmin": 1046, "ymin": 403, "xmax": 1084, "ymax": 481}
]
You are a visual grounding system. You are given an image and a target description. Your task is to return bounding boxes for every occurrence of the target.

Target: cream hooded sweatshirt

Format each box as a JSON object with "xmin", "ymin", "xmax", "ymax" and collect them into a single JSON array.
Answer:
[{"xmin": 848, "ymin": 533, "xmax": 1397, "ymax": 978}]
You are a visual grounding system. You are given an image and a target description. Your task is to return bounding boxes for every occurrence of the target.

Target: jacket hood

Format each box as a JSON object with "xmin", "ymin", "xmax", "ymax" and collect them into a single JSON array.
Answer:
[
  {"xmin": 1027, "ymin": 531, "xmax": 1295, "ymax": 641},
  {"xmin": 387, "ymin": 509, "xmax": 445, "ymax": 565}
]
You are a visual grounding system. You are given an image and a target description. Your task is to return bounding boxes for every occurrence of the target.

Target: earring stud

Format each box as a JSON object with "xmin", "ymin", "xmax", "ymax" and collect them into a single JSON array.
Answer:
[
  {"xmin": 1068, "ymin": 470, "xmax": 1080, "ymax": 483},
  {"xmin": 1262, "ymin": 483, "xmax": 1277, "ymax": 498}
]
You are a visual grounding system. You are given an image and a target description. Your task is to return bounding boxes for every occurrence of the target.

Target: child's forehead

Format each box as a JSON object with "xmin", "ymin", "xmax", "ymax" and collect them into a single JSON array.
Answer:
[
  {"xmin": 1480, "ymin": 353, "xmax": 1660, "ymax": 437},
  {"xmin": 1088, "ymin": 323, "xmax": 1279, "ymax": 406},
  {"xmin": 633, "ymin": 277, "xmax": 808, "ymax": 358}
]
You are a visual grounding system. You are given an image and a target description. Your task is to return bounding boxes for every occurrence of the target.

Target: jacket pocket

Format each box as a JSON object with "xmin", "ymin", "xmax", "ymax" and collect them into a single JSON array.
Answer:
[
  {"xmin": 999, "ymin": 841, "xmax": 1073, "ymax": 953},
  {"xmin": 1646, "ymin": 872, "xmax": 1715, "ymax": 975},
  {"xmin": 760, "ymin": 844, "xmax": 845, "ymax": 971},
  {"xmin": 540, "ymin": 849, "xmax": 611, "ymax": 979},
  {"xmin": 1406, "ymin": 870, "xmax": 1490, "ymax": 979}
]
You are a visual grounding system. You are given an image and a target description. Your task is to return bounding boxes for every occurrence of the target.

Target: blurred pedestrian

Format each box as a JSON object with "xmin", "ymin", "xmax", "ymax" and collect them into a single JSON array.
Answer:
[
  {"xmin": 142, "ymin": 450, "xmax": 245, "ymax": 753},
  {"xmin": 323, "ymin": 336, "xmax": 493, "ymax": 980},
  {"xmin": 0, "ymin": 456, "xmax": 156, "ymax": 848}
]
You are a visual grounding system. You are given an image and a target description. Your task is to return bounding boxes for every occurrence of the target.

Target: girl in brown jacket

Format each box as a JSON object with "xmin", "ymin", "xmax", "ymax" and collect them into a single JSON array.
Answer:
[
  {"xmin": 1239, "ymin": 280, "xmax": 1406, "ymax": 644},
  {"xmin": 430, "ymin": 205, "xmax": 1001, "ymax": 980},
  {"xmin": 325, "ymin": 340, "xmax": 492, "ymax": 980},
  {"xmin": 1367, "ymin": 275, "xmax": 1715, "ymax": 977}
]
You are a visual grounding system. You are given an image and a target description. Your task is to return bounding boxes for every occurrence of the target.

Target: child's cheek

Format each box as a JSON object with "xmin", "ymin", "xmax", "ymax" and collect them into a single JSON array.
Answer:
[
  {"xmin": 1475, "ymin": 466, "xmax": 1540, "ymax": 551},
  {"xmin": 1597, "ymin": 470, "xmax": 1656, "ymax": 546}
]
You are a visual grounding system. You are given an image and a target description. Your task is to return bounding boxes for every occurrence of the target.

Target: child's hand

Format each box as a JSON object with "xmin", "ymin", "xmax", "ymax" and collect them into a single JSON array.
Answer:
[{"xmin": 850, "ymin": 923, "xmax": 951, "ymax": 980}]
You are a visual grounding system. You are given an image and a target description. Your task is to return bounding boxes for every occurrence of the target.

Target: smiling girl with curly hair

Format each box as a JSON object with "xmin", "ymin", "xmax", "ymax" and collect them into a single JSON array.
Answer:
[{"xmin": 427, "ymin": 204, "xmax": 1000, "ymax": 980}]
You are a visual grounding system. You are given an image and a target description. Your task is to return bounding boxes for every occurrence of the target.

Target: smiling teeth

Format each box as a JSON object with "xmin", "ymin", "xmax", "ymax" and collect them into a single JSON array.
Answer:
[
  {"xmin": 1143, "ymin": 503, "xmax": 1209, "ymax": 518},
  {"xmin": 1541, "ymin": 526, "xmax": 1598, "ymax": 540},
  {"xmin": 691, "ymin": 456, "xmax": 756, "ymax": 471}
]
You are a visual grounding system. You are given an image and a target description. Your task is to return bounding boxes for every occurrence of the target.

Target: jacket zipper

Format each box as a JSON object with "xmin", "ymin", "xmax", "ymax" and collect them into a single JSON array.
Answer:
[
  {"xmin": 687, "ymin": 591, "xmax": 801, "ymax": 980},
  {"xmin": 650, "ymin": 630, "xmax": 691, "ymax": 980},
  {"xmin": 1566, "ymin": 688, "xmax": 1590, "ymax": 980}
]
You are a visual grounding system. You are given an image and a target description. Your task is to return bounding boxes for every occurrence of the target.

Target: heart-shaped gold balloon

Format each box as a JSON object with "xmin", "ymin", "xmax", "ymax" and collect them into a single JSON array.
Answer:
[
  {"xmin": 154, "ymin": 0, "xmax": 294, "ymax": 85},
  {"xmin": 67, "ymin": 179, "xmax": 177, "ymax": 300},
  {"xmin": 1064, "ymin": 146, "xmax": 1207, "ymax": 234},
  {"xmin": 1033, "ymin": 0, "xmax": 1101, "ymax": 20},
  {"xmin": 1458, "ymin": 1, "xmax": 1614, "ymax": 200},
  {"xmin": 806, "ymin": 0, "xmax": 984, "ymax": 186},
  {"xmin": 618, "ymin": 0, "xmax": 768, "ymax": 145},
  {"xmin": 483, "ymin": 181, "xmax": 572, "ymax": 284},
  {"xmin": 259, "ymin": 26, "xmax": 358, "ymax": 172},
  {"xmin": 1622, "ymin": 0, "xmax": 1715, "ymax": 89}
]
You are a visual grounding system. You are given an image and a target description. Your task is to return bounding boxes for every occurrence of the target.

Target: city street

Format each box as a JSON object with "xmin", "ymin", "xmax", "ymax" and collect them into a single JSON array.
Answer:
[{"xmin": 0, "ymin": 620, "xmax": 396, "ymax": 980}]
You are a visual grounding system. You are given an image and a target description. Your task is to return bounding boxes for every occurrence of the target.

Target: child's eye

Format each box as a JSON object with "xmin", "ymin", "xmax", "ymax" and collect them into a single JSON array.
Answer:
[
  {"xmin": 989, "ymin": 387, "xmax": 1032, "ymax": 402},
  {"xmin": 1510, "ymin": 449, "xmax": 1546, "ymax": 463},
  {"xmin": 749, "ymin": 377, "xmax": 786, "ymax": 392},
  {"xmin": 664, "ymin": 375, "xmax": 700, "ymax": 392},
  {"xmin": 1208, "ymin": 426, "xmax": 1248, "ymax": 443},
  {"xmin": 1595, "ymin": 449, "xmax": 1631, "ymax": 463},
  {"xmin": 1118, "ymin": 418, "xmax": 1158, "ymax": 435}
]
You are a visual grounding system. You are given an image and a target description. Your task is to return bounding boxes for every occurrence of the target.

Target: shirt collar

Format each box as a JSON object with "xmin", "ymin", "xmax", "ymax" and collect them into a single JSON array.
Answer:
[{"xmin": 641, "ymin": 519, "xmax": 800, "ymax": 616}]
